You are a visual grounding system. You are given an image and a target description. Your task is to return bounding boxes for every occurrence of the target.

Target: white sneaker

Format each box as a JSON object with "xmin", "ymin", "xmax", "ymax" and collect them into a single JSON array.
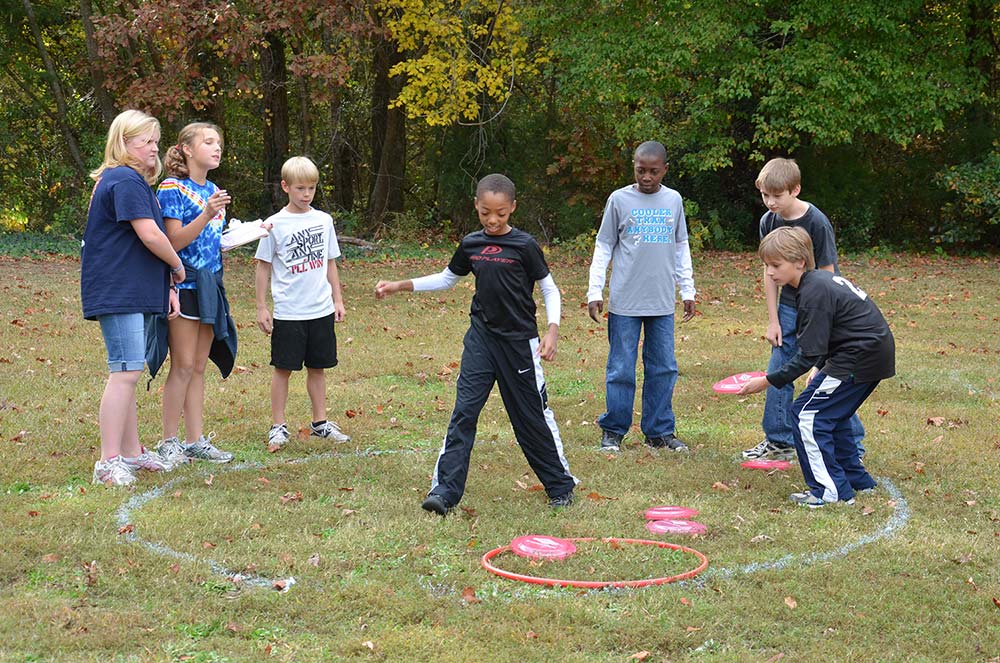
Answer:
[
  {"xmin": 184, "ymin": 432, "xmax": 234, "ymax": 463},
  {"xmin": 122, "ymin": 447, "xmax": 170, "ymax": 472},
  {"xmin": 155, "ymin": 436, "xmax": 190, "ymax": 470},
  {"xmin": 268, "ymin": 423, "xmax": 290, "ymax": 450},
  {"xmin": 92, "ymin": 456, "xmax": 137, "ymax": 486},
  {"xmin": 310, "ymin": 420, "xmax": 350, "ymax": 442},
  {"xmin": 742, "ymin": 439, "xmax": 796, "ymax": 460}
]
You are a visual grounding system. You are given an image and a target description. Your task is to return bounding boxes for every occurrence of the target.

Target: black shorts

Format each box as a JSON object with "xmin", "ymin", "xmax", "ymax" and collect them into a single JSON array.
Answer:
[
  {"xmin": 178, "ymin": 288, "xmax": 201, "ymax": 320},
  {"xmin": 271, "ymin": 313, "xmax": 338, "ymax": 370}
]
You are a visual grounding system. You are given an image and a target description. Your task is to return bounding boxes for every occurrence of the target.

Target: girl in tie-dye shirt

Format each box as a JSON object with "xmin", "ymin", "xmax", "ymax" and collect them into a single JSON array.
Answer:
[{"xmin": 154, "ymin": 122, "xmax": 235, "ymax": 466}]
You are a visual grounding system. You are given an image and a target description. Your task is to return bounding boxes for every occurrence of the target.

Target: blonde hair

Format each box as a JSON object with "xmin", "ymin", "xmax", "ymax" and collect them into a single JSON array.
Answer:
[
  {"xmin": 755, "ymin": 158, "xmax": 801, "ymax": 194},
  {"xmin": 90, "ymin": 109, "xmax": 162, "ymax": 185},
  {"xmin": 163, "ymin": 122, "xmax": 224, "ymax": 179},
  {"xmin": 759, "ymin": 226, "xmax": 816, "ymax": 270},
  {"xmin": 281, "ymin": 156, "xmax": 320, "ymax": 185}
]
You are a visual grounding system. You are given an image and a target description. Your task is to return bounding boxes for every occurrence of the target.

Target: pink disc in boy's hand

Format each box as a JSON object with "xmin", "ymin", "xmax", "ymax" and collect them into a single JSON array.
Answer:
[
  {"xmin": 712, "ymin": 371, "xmax": 767, "ymax": 394},
  {"xmin": 510, "ymin": 535, "xmax": 577, "ymax": 560},
  {"xmin": 741, "ymin": 459, "xmax": 794, "ymax": 471},
  {"xmin": 645, "ymin": 519, "xmax": 707, "ymax": 536},
  {"xmin": 644, "ymin": 505, "xmax": 699, "ymax": 520}
]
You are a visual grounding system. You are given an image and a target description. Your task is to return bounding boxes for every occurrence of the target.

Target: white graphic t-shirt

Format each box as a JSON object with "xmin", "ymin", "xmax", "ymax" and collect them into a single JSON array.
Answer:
[{"xmin": 255, "ymin": 207, "xmax": 341, "ymax": 320}]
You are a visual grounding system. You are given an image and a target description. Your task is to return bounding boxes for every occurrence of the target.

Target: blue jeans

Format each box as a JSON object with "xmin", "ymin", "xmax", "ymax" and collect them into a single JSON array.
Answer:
[
  {"xmin": 764, "ymin": 303, "xmax": 866, "ymax": 454},
  {"xmin": 598, "ymin": 313, "xmax": 677, "ymax": 438},
  {"xmin": 98, "ymin": 313, "xmax": 149, "ymax": 373}
]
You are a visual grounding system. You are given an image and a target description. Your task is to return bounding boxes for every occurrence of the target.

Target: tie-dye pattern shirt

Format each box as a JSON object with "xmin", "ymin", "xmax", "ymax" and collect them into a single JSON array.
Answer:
[{"xmin": 157, "ymin": 177, "xmax": 225, "ymax": 289}]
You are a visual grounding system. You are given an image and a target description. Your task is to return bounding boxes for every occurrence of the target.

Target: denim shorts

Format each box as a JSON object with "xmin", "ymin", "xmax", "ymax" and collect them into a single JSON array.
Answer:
[{"xmin": 98, "ymin": 312, "xmax": 149, "ymax": 373}]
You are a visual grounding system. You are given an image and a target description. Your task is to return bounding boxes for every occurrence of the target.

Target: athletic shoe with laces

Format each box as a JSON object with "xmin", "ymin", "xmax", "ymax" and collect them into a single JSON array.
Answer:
[
  {"xmin": 599, "ymin": 430, "xmax": 624, "ymax": 452},
  {"xmin": 789, "ymin": 491, "xmax": 854, "ymax": 508},
  {"xmin": 268, "ymin": 423, "xmax": 290, "ymax": 450},
  {"xmin": 742, "ymin": 439, "xmax": 796, "ymax": 460},
  {"xmin": 549, "ymin": 491, "xmax": 575, "ymax": 508},
  {"xmin": 184, "ymin": 432, "xmax": 234, "ymax": 463},
  {"xmin": 645, "ymin": 433, "xmax": 689, "ymax": 452},
  {"xmin": 121, "ymin": 447, "xmax": 170, "ymax": 472},
  {"xmin": 155, "ymin": 436, "xmax": 190, "ymax": 470},
  {"xmin": 310, "ymin": 420, "xmax": 350, "ymax": 442},
  {"xmin": 92, "ymin": 456, "xmax": 137, "ymax": 486},
  {"xmin": 421, "ymin": 493, "xmax": 451, "ymax": 516}
]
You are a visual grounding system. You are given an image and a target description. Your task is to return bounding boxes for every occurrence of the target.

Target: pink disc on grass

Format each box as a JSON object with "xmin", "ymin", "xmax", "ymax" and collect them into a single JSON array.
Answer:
[
  {"xmin": 510, "ymin": 535, "xmax": 578, "ymax": 560},
  {"xmin": 741, "ymin": 459, "xmax": 794, "ymax": 471},
  {"xmin": 712, "ymin": 371, "xmax": 767, "ymax": 394},
  {"xmin": 644, "ymin": 505, "xmax": 699, "ymax": 520},
  {"xmin": 645, "ymin": 519, "xmax": 707, "ymax": 536}
]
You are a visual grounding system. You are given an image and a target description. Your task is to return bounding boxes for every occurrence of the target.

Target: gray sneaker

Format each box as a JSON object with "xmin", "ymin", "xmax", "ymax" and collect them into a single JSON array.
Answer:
[
  {"xmin": 310, "ymin": 420, "xmax": 350, "ymax": 442},
  {"xmin": 268, "ymin": 423, "xmax": 290, "ymax": 450},
  {"xmin": 184, "ymin": 432, "xmax": 234, "ymax": 463},
  {"xmin": 645, "ymin": 434, "xmax": 689, "ymax": 452},
  {"xmin": 599, "ymin": 430, "xmax": 624, "ymax": 452},
  {"xmin": 742, "ymin": 439, "xmax": 795, "ymax": 460},
  {"xmin": 92, "ymin": 456, "xmax": 136, "ymax": 486},
  {"xmin": 121, "ymin": 447, "xmax": 170, "ymax": 472},
  {"xmin": 155, "ymin": 436, "xmax": 190, "ymax": 470}
]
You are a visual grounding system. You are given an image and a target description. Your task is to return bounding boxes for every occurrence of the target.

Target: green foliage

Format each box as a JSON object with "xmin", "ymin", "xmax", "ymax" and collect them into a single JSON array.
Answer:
[{"xmin": 936, "ymin": 145, "xmax": 1000, "ymax": 244}]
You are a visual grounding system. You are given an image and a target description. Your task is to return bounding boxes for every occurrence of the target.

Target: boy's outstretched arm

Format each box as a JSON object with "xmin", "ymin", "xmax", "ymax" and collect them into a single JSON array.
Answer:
[
  {"xmin": 255, "ymin": 259, "xmax": 273, "ymax": 335},
  {"xmin": 376, "ymin": 268, "xmax": 462, "ymax": 299},
  {"xmin": 374, "ymin": 279, "xmax": 413, "ymax": 299}
]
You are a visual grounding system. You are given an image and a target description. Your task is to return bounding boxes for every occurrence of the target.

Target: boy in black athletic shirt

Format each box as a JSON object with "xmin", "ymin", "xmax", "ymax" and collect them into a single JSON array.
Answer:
[
  {"xmin": 738, "ymin": 227, "xmax": 895, "ymax": 508},
  {"xmin": 375, "ymin": 174, "xmax": 577, "ymax": 515}
]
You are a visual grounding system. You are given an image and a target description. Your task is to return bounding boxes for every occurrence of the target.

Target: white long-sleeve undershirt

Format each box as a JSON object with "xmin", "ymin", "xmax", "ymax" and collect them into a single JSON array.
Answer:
[{"xmin": 411, "ymin": 268, "xmax": 562, "ymax": 327}]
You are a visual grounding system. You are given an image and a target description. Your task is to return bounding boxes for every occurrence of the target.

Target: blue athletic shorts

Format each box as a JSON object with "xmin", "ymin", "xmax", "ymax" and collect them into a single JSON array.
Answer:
[{"xmin": 98, "ymin": 312, "xmax": 149, "ymax": 373}]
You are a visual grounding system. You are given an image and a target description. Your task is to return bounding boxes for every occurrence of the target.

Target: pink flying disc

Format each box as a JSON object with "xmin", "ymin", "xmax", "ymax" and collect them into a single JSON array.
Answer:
[
  {"xmin": 510, "ymin": 535, "xmax": 578, "ymax": 560},
  {"xmin": 712, "ymin": 371, "xmax": 767, "ymax": 394},
  {"xmin": 645, "ymin": 519, "xmax": 707, "ymax": 536},
  {"xmin": 644, "ymin": 505, "xmax": 699, "ymax": 520},
  {"xmin": 740, "ymin": 459, "xmax": 794, "ymax": 471}
]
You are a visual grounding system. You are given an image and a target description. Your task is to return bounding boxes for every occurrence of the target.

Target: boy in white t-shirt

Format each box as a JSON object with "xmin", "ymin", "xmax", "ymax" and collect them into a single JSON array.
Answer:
[{"xmin": 254, "ymin": 157, "xmax": 350, "ymax": 449}]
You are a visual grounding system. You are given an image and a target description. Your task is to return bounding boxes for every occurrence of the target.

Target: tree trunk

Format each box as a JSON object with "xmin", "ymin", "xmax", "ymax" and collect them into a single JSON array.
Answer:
[
  {"xmin": 78, "ymin": 0, "xmax": 116, "ymax": 123},
  {"xmin": 22, "ymin": 0, "xmax": 87, "ymax": 178},
  {"xmin": 367, "ymin": 35, "xmax": 405, "ymax": 227},
  {"xmin": 260, "ymin": 32, "xmax": 290, "ymax": 214},
  {"xmin": 328, "ymin": 95, "xmax": 356, "ymax": 215}
]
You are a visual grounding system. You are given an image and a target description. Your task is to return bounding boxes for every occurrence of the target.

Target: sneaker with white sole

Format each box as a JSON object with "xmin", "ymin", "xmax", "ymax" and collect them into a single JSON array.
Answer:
[
  {"xmin": 645, "ymin": 434, "xmax": 689, "ymax": 452},
  {"xmin": 92, "ymin": 456, "xmax": 136, "ymax": 486},
  {"xmin": 268, "ymin": 423, "xmax": 290, "ymax": 450},
  {"xmin": 742, "ymin": 439, "xmax": 796, "ymax": 460},
  {"xmin": 122, "ymin": 447, "xmax": 170, "ymax": 472},
  {"xmin": 184, "ymin": 432, "xmax": 234, "ymax": 463},
  {"xmin": 599, "ymin": 430, "xmax": 624, "ymax": 452},
  {"xmin": 310, "ymin": 420, "xmax": 350, "ymax": 442},
  {"xmin": 155, "ymin": 436, "xmax": 190, "ymax": 470},
  {"xmin": 790, "ymin": 491, "xmax": 854, "ymax": 508}
]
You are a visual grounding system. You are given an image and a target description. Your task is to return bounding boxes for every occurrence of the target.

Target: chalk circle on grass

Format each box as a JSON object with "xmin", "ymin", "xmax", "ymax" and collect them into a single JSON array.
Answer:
[
  {"xmin": 645, "ymin": 519, "xmax": 707, "ymax": 536},
  {"xmin": 741, "ymin": 459, "xmax": 794, "ymax": 471},
  {"xmin": 510, "ymin": 535, "xmax": 578, "ymax": 560},
  {"xmin": 712, "ymin": 371, "xmax": 767, "ymax": 394},
  {"xmin": 482, "ymin": 537, "xmax": 708, "ymax": 589},
  {"xmin": 644, "ymin": 505, "xmax": 699, "ymax": 520}
]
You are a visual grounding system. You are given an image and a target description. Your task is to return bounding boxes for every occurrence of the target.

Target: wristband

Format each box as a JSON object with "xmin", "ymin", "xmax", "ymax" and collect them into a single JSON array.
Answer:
[{"xmin": 171, "ymin": 263, "xmax": 183, "ymax": 274}]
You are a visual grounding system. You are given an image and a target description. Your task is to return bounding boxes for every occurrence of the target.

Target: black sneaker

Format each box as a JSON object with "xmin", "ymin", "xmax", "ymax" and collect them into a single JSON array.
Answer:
[
  {"xmin": 600, "ymin": 430, "xmax": 624, "ymax": 452},
  {"xmin": 549, "ymin": 492, "xmax": 574, "ymax": 508},
  {"xmin": 421, "ymin": 494, "xmax": 451, "ymax": 516},
  {"xmin": 645, "ymin": 433, "xmax": 689, "ymax": 452}
]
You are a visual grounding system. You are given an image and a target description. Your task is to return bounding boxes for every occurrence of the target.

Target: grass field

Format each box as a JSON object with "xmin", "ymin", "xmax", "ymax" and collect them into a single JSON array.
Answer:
[{"xmin": 0, "ymin": 246, "xmax": 998, "ymax": 662}]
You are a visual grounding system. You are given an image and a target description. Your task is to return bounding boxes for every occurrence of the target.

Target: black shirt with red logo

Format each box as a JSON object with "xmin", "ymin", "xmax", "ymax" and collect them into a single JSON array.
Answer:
[{"xmin": 448, "ymin": 228, "xmax": 551, "ymax": 339}]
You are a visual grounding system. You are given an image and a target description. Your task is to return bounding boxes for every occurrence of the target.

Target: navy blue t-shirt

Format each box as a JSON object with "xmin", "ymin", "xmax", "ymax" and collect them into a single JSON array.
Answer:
[
  {"xmin": 448, "ymin": 228, "xmax": 550, "ymax": 339},
  {"xmin": 81, "ymin": 166, "xmax": 170, "ymax": 319}
]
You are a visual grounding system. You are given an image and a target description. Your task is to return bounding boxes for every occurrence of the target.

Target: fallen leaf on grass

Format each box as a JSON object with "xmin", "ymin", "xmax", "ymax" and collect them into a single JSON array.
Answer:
[
  {"xmin": 297, "ymin": 427, "xmax": 310, "ymax": 440},
  {"xmin": 257, "ymin": 477, "xmax": 270, "ymax": 485},
  {"xmin": 764, "ymin": 654, "xmax": 786, "ymax": 663},
  {"xmin": 711, "ymin": 481, "xmax": 730, "ymax": 492},
  {"xmin": 861, "ymin": 506, "xmax": 875, "ymax": 516},
  {"xmin": 685, "ymin": 626, "xmax": 701, "ymax": 633},
  {"xmin": 362, "ymin": 641, "xmax": 375, "ymax": 650},
  {"xmin": 267, "ymin": 443, "xmax": 283, "ymax": 453},
  {"xmin": 345, "ymin": 409, "xmax": 358, "ymax": 418},
  {"xmin": 308, "ymin": 554, "xmax": 320, "ymax": 568},
  {"xmin": 587, "ymin": 491, "xmax": 618, "ymax": 501},
  {"xmin": 461, "ymin": 586, "xmax": 481, "ymax": 604},
  {"xmin": 629, "ymin": 652, "xmax": 651, "ymax": 661},
  {"xmin": 42, "ymin": 553, "xmax": 60, "ymax": 563},
  {"xmin": 202, "ymin": 541, "xmax": 216, "ymax": 549},
  {"xmin": 168, "ymin": 563, "xmax": 180, "ymax": 574},
  {"xmin": 992, "ymin": 597, "xmax": 1000, "ymax": 609},
  {"xmin": 280, "ymin": 491, "xmax": 303, "ymax": 504},
  {"xmin": 784, "ymin": 596, "xmax": 798, "ymax": 609},
  {"xmin": 526, "ymin": 483, "xmax": 544, "ymax": 492},
  {"xmin": 966, "ymin": 577, "xmax": 978, "ymax": 592},
  {"xmin": 749, "ymin": 534, "xmax": 773, "ymax": 544},
  {"xmin": 525, "ymin": 630, "xmax": 538, "ymax": 640},
  {"xmin": 204, "ymin": 474, "xmax": 215, "ymax": 486},
  {"xmin": 117, "ymin": 524, "xmax": 134, "ymax": 535},
  {"xmin": 680, "ymin": 597, "xmax": 692, "ymax": 606},
  {"xmin": 27, "ymin": 510, "xmax": 39, "ymax": 517},
  {"xmin": 926, "ymin": 416, "xmax": 945, "ymax": 427}
]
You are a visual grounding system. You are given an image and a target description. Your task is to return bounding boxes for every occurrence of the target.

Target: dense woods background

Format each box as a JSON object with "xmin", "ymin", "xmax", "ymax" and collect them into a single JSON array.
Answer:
[{"xmin": 2, "ymin": 0, "xmax": 999, "ymax": 250}]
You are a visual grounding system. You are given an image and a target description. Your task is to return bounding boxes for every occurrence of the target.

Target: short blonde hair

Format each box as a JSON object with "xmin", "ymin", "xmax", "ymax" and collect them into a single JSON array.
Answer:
[
  {"xmin": 759, "ymin": 226, "xmax": 816, "ymax": 270},
  {"xmin": 281, "ymin": 156, "xmax": 320, "ymax": 185},
  {"xmin": 755, "ymin": 158, "xmax": 801, "ymax": 194},
  {"xmin": 91, "ymin": 109, "xmax": 162, "ymax": 185},
  {"xmin": 163, "ymin": 122, "xmax": 224, "ymax": 179}
]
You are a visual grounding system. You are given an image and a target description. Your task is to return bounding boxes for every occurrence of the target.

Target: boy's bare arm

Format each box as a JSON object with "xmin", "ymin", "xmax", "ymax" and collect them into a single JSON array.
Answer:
[
  {"xmin": 254, "ymin": 259, "xmax": 273, "ymax": 335},
  {"xmin": 327, "ymin": 259, "xmax": 346, "ymax": 322},
  {"xmin": 764, "ymin": 266, "xmax": 782, "ymax": 347},
  {"xmin": 538, "ymin": 323, "xmax": 559, "ymax": 361},
  {"xmin": 374, "ymin": 279, "xmax": 414, "ymax": 299}
]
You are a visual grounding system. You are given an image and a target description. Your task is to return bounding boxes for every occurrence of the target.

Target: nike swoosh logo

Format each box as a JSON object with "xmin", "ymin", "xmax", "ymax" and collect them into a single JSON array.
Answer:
[{"xmin": 518, "ymin": 368, "xmax": 532, "ymax": 374}]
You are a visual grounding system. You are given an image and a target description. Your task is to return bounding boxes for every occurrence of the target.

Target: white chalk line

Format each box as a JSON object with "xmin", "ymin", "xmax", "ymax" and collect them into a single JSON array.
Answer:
[{"xmin": 116, "ymin": 450, "xmax": 909, "ymax": 598}]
